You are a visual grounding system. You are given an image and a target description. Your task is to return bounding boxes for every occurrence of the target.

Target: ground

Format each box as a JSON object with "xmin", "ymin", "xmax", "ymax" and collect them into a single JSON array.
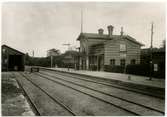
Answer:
[
  {"xmin": 1, "ymin": 72, "xmax": 34, "ymax": 116},
  {"xmin": 1, "ymin": 71, "xmax": 164, "ymax": 116}
]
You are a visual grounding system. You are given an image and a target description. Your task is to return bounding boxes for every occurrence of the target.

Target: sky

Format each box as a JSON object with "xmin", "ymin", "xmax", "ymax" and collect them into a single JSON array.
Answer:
[{"xmin": 2, "ymin": 2, "xmax": 166, "ymax": 57}]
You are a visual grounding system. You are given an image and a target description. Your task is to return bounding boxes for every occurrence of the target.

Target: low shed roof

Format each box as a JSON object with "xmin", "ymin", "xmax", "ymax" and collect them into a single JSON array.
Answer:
[{"xmin": 2, "ymin": 44, "xmax": 25, "ymax": 55}]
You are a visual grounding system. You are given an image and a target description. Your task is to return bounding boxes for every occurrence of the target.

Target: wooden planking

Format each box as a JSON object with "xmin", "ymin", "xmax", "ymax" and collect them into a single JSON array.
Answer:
[
  {"xmin": 104, "ymin": 38, "xmax": 141, "ymax": 65},
  {"xmin": 79, "ymin": 36, "xmax": 141, "ymax": 68}
]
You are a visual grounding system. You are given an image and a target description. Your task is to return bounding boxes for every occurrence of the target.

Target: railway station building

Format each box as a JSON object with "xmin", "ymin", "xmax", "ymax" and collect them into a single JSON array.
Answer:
[
  {"xmin": 2, "ymin": 45, "xmax": 25, "ymax": 71},
  {"xmin": 76, "ymin": 25, "xmax": 144, "ymax": 71}
]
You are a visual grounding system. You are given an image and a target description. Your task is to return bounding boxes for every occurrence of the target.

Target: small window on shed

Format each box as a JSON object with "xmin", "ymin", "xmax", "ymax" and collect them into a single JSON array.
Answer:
[
  {"xmin": 2, "ymin": 48, "xmax": 6, "ymax": 53},
  {"xmin": 131, "ymin": 59, "xmax": 136, "ymax": 64},
  {"xmin": 110, "ymin": 59, "xmax": 115, "ymax": 66}
]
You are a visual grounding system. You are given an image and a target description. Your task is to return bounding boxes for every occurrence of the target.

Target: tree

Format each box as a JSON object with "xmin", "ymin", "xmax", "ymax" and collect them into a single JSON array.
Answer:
[
  {"xmin": 25, "ymin": 53, "xmax": 30, "ymax": 65},
  {"xmin": 160, "ymin": 39, "xmax": 165, "ymax": 49}
]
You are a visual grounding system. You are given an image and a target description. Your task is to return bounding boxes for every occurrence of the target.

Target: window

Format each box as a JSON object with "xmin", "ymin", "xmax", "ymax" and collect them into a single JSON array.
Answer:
[
  {"xmin": 131, "ymin": 59, "xmax": 136, "ymax": 64},
  {"xmin": 110, "ymin": 59, "xmax": 115, "ymax": 66},
  {"xmin": 120, "ymin": 59, "xmax": 126, "ymax": 66},
  {"xmin": 120, "ymin": 44, "xmax": 126, "ymax": 52},
  {"xmin": 120, "ymin": 53, "xmax": 126, "ymax": 58}
]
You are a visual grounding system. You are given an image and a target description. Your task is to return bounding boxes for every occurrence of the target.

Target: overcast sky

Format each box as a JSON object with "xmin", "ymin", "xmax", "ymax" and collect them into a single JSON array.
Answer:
[{"xmin": 2, "ymin": 2, "xmax": 166, "ymax": 57}]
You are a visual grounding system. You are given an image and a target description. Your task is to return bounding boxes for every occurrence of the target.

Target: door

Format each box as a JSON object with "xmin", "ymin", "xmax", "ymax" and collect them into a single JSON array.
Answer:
[
  {"xmin": 8, "ymin": 55, "xmax": 22, "ymax": 71},
  {"xmin": 82, "ymin": 59, "xmax": 86, "ymax": 70},
  {"xmin": 98, "ymin": 55, "xmax": 104, "ymax": 71}
]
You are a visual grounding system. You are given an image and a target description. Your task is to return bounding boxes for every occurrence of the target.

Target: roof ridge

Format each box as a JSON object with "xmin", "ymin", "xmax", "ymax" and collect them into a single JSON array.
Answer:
[
  {"xmin": 2, "ymin": 44, "xmax": 25, "ymax": 55},
  {"xmin": 82, "ymin": 32, "xmax": 121, "ymax": 36},
  {"xmin": 77, "ymin": 33, "xmax": 144, "ymax": 46}
]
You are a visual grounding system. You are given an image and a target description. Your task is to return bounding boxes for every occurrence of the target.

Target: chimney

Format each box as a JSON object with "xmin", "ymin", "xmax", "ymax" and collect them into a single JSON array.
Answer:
[
  {"xmin": 98, "ymin": 28, "xmax": 104, "ymax": 35},
  {"xmin": 107, "ymin": 25, "xmax": 114, "ymax": 37},
  {"xmin": 120, "ymin": 27, "xmax": 124, "ymax": 36}
]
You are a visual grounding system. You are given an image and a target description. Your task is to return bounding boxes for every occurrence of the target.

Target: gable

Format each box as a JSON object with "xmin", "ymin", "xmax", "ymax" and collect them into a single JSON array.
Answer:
[
  {"xmin": 125, "ymin": 35, "xmax": 144, "ymax": 46},
  {"xmin": 105, "ymin": 37, "xmax": 142, "ymax": 47},
  {"xmin": 2, "ymin": 45, "xmax": 25, "ymax": 55}
]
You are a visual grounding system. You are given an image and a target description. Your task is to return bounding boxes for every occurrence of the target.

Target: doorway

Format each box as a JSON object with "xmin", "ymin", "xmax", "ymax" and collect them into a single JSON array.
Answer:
[
  {"xmin": 98, "ymin": 55, "xmax": 104, "ymax": 71},
  {"xmin": 8, "ymin": 55, "xmax": 23, "ymax": 71}
]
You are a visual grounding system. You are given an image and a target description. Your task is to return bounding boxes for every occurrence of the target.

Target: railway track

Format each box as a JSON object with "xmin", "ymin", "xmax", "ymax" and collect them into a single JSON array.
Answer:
[
  {"xmin": 17, "ymin": 72, "xmax": 137, "ymax": 116},
  {"xmin": 32, "ymin": 71, "xmax": 164, "ymax": 116},
  {"xmin": 38, "ymin": 70, "xmax": 164, "ymax": 113},
  {"xmin": 14, "ymin": 72, "xmax": 76, "ymax": 116},
  {"xmin": 14, "ymin": 73, "xmax": 41, "ymax": 116},
  {"xmin": 41, "ymin": 68, "xmax": 164, "ymax": 99}
]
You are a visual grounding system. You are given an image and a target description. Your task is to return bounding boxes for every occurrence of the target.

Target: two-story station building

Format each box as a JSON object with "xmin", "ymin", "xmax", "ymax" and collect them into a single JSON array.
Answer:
[{"xmin": 76, "ymin": 25, "xmax": 144, "ymax": 71}]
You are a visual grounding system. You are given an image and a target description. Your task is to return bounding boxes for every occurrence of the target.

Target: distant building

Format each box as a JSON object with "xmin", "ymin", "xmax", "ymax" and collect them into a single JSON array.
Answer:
[
  {"xmin": 47, "ymin": 48, "xmax": 60, "ymax": 57},
  {"xmin": 2, "ymin": 45, "xmax": 25, "ymax": 71},
  {"xmin": 62, "ymin": 50, "xmax": 79, "ymax": 68},
  {"xmin": 76, "ymin": 25, "xmax": 144, "ymax": 71}
]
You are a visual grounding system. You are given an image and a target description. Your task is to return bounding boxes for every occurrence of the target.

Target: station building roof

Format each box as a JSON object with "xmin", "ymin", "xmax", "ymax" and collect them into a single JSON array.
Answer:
[{"xmin": 77, "ymin": 32, "xmax": 144, "ymax": 46}]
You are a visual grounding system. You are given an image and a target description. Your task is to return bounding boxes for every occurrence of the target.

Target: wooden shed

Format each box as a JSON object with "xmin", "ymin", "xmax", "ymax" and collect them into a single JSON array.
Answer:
[{"xmin": 2, "ymin": 45, "xmax": 25, "ymax": 71}]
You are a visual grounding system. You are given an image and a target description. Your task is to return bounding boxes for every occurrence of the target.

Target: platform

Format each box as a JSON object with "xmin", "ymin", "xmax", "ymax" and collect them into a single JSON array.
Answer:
[{"xmin": 48, "ymin": 68, "xmax": 165, "ymax": 89}]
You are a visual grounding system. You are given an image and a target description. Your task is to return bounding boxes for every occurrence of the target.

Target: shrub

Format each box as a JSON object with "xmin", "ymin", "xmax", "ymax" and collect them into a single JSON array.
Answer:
[
  {"xmin": 104, "ymin": 65, "xmax": 125, "ymax": 73},
  {"xmin": 126, "ymin": 64, "xmax": 150, "ymax": 76},
  {"xmin": 126, "ymin": 64, "xmax": 165, "ymax": 78},
  {"xmin": 104, "ymin": 64, "xmax": 165, "ymax": 78}
]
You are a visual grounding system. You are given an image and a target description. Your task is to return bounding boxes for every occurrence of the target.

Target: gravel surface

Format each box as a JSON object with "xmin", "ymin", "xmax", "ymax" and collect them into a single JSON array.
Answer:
[
  {"xmin": 9, "ymin": 70, "xmax": 164, "ymax": 116},
  {"xmin": 41, "ymin": 70, "xmax": 164, "ymax": 112},
  {"xmin": 2, "ymin": 72, "xmax": 34, "ymax": 116},
  {"xmin": 27, "ymin": 73, "xmax": 135, "ymax": 116},
  {"xmin": 35, "ymin": 72, "xmax": 163, "ymax": 116},
  {"xmin": 15, "ymin": 72, "xmax": 75, "ymax": 116}
]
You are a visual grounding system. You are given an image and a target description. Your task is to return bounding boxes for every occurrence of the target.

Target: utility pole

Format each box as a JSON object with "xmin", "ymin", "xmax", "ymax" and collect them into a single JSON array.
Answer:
[
  {"xmin": 149, "ymin": 22, "xmax": 154, "ymax": 80},
  {"xmin": 50, "ymin": 55, "xmax": 53, "ymax": 68},
  {"xmin": 31, "ymin": 50, "xmax": 34, "ymax": 67},
  {"xmin": 81, "ymin": 8, "xmax": 83, "ymax": 33}
]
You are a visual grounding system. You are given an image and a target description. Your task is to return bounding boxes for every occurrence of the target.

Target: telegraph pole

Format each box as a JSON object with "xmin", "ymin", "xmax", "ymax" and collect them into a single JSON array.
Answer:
[
  {"xmin": 32, "ymin": 50, "xmax": 34, "ymax": 67},
  {"xmin": 81, "ymin": 8, "xmax": 83, "ymax": 33},
  {"xmin": 149, "ymin": 22, "xmax": 154, "ymax": 80},
  {"xmin": 50, "ymin": 55, "xmax": 53, "ymax": 68}
]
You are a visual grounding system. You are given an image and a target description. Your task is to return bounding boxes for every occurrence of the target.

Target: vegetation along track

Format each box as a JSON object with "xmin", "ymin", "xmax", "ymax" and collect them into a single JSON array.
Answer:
[
  {"xmin": 41, "ymin": 68, "xmax": 164, "ymax": 99},
  {"xmin": 34, "ymin": 71, "xmax": 164, "ymax": 116},
  {"xmin": 16, "ymin": 72, "xmax": 76, "ymax": 116}
]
